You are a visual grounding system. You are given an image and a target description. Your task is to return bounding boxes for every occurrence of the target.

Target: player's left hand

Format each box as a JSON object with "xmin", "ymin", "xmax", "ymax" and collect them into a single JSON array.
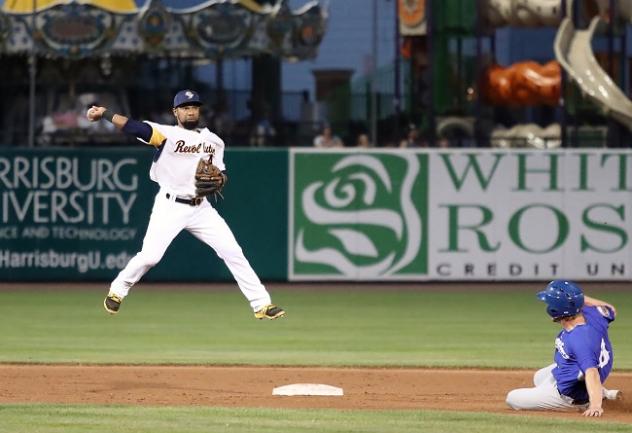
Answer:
[
  {"xmin": 194, "ymin": 158, "xmax": 226, "ymax": 197},
  {"xmin": 582, "ymin": 406, "xmax": 603, "ymax": 417}
]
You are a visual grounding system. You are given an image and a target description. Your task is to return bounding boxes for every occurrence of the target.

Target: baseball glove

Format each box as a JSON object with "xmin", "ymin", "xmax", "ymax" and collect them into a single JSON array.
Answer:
[{"xmin": 194, "ymin": 158, "xmax": 226, "ymax": 197}]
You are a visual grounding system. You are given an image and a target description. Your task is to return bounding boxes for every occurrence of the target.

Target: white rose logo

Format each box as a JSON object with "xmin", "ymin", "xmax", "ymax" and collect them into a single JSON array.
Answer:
[{"xmin": 294, "ymin": 153, "xmax": 423, "ymax": 278}]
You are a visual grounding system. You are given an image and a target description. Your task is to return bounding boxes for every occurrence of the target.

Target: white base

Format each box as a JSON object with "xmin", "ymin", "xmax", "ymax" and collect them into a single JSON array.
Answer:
[{"xmin": 272, "ymin": 383, "xmax": 344, "ymax": 396}]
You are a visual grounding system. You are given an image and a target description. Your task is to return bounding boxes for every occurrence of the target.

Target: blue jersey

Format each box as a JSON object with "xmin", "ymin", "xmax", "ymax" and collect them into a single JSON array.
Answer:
[{"xmin": 552, "ymin": 306, "xmax": 615, "ymax": 403}]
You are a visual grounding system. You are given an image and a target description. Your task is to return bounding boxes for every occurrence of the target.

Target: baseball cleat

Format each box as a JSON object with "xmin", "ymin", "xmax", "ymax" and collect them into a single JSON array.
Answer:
[
  {"xmin": 103, "ymin": 293, "xmax": 122, "ymax": 314},
  {"xmin": 254, "ymin": 304, "xmax": 285, "ymax": 320}
]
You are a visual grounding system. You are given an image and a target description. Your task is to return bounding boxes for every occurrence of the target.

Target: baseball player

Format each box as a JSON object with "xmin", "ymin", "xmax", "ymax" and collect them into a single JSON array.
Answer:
[
  {"xmin": 86, "ymin": 90, "xmax": 285, "ymax": 320},
  {"xmin": 506, "ymin": 280, "xmax": 618, "ymax": 416}
]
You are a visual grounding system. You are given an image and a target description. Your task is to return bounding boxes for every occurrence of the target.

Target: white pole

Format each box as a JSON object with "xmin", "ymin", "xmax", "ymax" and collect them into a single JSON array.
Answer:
[{"xmin": 370, "ymin": 0, "xmax": 378, "ymax": 146}]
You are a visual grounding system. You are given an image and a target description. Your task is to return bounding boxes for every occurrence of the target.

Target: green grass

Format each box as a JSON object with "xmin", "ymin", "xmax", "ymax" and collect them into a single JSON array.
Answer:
[
  {"xmin": 0, "ymin": 287, "xmax": 630, "ymax": 369},
  {"xmin": 2, "ymin": 286, "xmax": 631, "ymax": 433},
  {"xmin": 0, "ymin": 405, "xmax": 630, "ymax": 433}
]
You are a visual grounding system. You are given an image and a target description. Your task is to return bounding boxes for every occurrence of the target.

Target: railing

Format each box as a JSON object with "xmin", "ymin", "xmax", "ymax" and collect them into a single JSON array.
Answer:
[{"xmin": 0, "ymin": 128, "xmax": 615, "ymax": 149}]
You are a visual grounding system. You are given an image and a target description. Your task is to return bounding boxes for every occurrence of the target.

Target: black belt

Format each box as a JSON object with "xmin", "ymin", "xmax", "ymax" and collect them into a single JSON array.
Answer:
[{"xmin": 166, "ymin": 193, "xmax": 203, "ymax": 206}]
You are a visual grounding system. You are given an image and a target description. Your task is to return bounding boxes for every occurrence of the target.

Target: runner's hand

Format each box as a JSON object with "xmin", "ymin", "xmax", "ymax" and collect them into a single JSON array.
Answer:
[{"xmin": 583, "ymin": 406, "xmax": 603, "ymax": 417}]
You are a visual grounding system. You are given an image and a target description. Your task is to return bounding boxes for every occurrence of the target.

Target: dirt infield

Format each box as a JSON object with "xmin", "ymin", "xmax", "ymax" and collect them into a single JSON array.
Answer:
[{"xmin": 1, "ymin": 365, "xmax": 631, "ymax": 422}]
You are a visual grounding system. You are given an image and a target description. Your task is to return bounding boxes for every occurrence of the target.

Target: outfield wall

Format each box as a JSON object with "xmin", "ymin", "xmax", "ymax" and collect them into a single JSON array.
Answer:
[
  {"xmin": 0, "ymin": 147, "xmax": 629, "ymax": 281},
  {"xmin": 0, "ymin": 148, "xmax": 287, "ymax": 282}
]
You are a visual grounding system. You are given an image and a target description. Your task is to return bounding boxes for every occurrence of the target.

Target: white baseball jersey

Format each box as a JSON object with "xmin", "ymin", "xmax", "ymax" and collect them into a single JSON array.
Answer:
[
  {"xmin": 142, "ymin": 121, "xmax": 226, "ymax": 197},
  {"xmin": 108, "ymin": 116, "xmax": 275, "ymax": 315}
]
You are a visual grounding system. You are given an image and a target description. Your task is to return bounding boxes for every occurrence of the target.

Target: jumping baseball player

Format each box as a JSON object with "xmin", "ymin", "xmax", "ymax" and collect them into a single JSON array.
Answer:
[
  {"xmin": 506, "ymin": 280, "xmax": 618, "ymax": 417},
  {"xmin": 86, "ymin": 90, "xmax": 285, "ymax": 320}
]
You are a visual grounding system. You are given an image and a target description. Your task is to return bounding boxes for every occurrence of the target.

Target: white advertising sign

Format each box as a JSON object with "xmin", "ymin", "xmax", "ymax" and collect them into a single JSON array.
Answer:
[
  {"xmin": 428, "ymin": 150, "xmax": 631, "ymax": 280},
  {"xmin": 290, "ymin": 149, "xmax": 631, "ymax": 281}
]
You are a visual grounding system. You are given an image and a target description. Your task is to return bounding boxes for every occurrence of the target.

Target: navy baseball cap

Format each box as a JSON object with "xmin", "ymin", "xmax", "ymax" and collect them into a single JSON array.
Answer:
[{"xmin": 173, "ymin": 90, "xmax": 203, "ymax": 108}]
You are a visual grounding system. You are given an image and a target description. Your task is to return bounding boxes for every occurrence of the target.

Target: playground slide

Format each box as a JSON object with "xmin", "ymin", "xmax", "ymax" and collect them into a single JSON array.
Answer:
[{"xmin": 554, "ymin": 16, "xmax": 632, "ymax": 131}]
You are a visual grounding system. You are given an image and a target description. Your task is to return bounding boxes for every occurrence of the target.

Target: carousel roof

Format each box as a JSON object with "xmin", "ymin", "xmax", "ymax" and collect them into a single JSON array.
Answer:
[
  {"xmin": 0, "ymin": 0, "xmax": 326, "ymax": 59},
  {"xmin": 1, "ymin": 0, "xmax": 138, "ymax": 14},
  {"xmin": 0, "ymin": 0, "xmax": 280, "ymax": 14}
]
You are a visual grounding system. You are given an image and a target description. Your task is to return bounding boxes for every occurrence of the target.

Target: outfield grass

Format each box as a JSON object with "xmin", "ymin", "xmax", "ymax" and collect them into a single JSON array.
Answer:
[
  {"xmin": 0, "ymin": 286, "xmax": 630, "ymax": 369},
  {"xmin": 0, "ymin": 404, "xmax": 631, "ymax": 433}
]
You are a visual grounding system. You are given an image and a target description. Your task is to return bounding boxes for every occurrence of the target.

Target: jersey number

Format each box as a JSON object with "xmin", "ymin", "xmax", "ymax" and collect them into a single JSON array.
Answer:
[{"xmin": 598, "ymin": 338, "xmax": 610, "ymax": 369}]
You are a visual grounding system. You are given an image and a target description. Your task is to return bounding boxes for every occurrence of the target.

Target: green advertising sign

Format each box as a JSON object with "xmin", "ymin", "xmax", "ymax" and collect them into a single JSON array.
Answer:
[
  {"xmin": 0, "ymin": 148, "xmax": 155, "ymax": 280},
  {"xmin": 0, "ymin": 148, "xmax": 289, "ymax": 282},
  {"xmin": 289, "ymin": 150, "xmax": 429, "ymax": 280},
  {"xmin": 4, "ymin": 147, "xmax": 629, "ymax": 282},
  {"xmin": 290, "ymin": 149, "xmax": 632, "ymax": 281}
]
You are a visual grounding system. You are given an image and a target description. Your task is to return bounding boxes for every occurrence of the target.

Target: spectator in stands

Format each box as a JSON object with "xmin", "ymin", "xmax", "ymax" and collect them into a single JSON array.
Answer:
[
  {"xmin": 250, "ymin": 110, "xmax": 276, "ymax": 147},
  {"xmin": 437, "ymin": 137, "xmax": 450, "ymax": 148},
  {"xmin": 399, "ymin": 124, "xmax": 424, "ymax": 148},
  {"xmin": 314, "ymin": 125, "xmax": 343, "ymax": 147},
  {"xmin": 210, "ymin": 99, "xmax": 234, "ymax": 138},
  {"xmin": 355, "ymin": 133, "xmax": 372, "ymax": 147}
]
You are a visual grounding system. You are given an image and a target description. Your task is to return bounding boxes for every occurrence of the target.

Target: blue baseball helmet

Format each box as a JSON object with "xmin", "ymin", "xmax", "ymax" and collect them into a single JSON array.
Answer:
[{"xmin": 537, "ymin": 280, "xmax": 584, "ymax": 320}]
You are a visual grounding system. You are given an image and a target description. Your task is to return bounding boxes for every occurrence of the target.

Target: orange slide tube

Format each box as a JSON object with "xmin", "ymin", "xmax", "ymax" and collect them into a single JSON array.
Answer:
[{"xmin": 482, "ymin": 60, "xmax": 561, "ymax": 106}]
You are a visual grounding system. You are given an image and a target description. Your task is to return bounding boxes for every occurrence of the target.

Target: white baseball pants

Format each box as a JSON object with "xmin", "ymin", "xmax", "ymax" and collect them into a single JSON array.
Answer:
[
  {"xmin": 109, "ymin": 190, "xmax": 272, "ymax": 311},
  {"xmin": 506, "ymin": 364, "xmax": 582, "ymax": 411}
]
